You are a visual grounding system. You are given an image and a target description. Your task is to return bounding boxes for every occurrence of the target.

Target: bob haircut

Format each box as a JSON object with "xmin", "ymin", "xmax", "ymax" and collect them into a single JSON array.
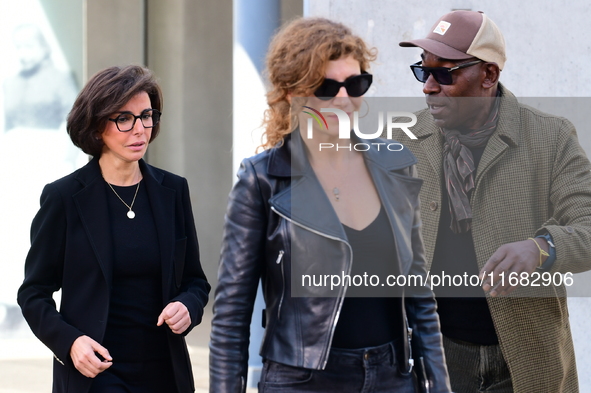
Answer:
[
  {"xmin": 261, "ymin": 17, "xmax": 376, "ymax": 149},
  {"xmin": 67, "ymin": 65, "xmax": 163, "ymax": 157}
]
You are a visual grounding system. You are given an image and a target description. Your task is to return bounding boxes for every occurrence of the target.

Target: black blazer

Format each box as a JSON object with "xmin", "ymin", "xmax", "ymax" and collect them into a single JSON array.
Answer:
[{"xmin": 17, "ymin": 157, "xmax": 210, "ymax": 393}]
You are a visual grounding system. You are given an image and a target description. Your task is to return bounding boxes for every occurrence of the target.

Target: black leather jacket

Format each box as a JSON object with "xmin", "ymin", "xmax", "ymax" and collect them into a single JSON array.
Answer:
[{"xmin": 210, "ymin": 131, "xmax": 451, "ymax": 393}]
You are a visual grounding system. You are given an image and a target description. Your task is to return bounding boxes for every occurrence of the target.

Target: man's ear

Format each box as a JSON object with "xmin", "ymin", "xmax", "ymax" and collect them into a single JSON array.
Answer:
[{"xmin": 482, "ymin": 63, "xmax": 500, "ymax": 89}]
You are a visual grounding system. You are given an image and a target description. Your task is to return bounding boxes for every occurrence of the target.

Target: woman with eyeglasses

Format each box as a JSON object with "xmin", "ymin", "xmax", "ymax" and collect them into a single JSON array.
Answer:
[
  {"xmin": 210, "ymin": 17, "xmax": 451, "ymax": 393},
  {"xmin": 17, "ymin": 65, "xmax": 210, "ymax": 393}
]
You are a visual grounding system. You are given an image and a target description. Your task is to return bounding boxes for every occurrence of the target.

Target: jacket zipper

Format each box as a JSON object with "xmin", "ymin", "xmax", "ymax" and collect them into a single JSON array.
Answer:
[
  {"xmin": 405, "ymin": 317, "xmax": 414, "ymax": 373},
  {"xmin": 276, "ymin": 250, "xmax": 285, "ymax": 320},
  {"xmin": 271, "ymin": 206, "xmax": 353, "ymax": 369},
  {"xmin": 419, "ymin": 356, "xmax": 430, "ymax": 393}
]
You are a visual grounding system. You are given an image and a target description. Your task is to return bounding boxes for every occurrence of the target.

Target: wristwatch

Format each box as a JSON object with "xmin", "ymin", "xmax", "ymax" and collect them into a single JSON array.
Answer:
[{"xmin": 535, "ymin": 232, "xmax": 556, "ymax": 271}]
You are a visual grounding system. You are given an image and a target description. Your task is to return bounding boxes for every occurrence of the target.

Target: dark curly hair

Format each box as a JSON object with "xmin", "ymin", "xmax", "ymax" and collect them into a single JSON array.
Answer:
[{"xmin": 67, "ymin": 65, "xmax": 163, "ymax": 157}]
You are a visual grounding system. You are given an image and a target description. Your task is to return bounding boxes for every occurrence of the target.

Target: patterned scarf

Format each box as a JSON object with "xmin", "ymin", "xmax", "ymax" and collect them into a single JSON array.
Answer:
[{"xmin": 441, "ymin": 95, "xmax": 501, "ymax": 234}]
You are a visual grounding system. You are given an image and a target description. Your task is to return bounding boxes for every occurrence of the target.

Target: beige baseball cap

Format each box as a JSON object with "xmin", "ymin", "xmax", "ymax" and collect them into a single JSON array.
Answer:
[{"xmin": 399, "ymin": 10, "xmax": 506, "ymax": 70}]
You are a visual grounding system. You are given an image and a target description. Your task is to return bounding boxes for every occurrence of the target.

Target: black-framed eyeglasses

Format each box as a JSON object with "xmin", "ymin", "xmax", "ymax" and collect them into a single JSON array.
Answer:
[
  {"xmin": 314, "ymin": 72, "xmax": 373, "ymax": 100},
  {"xmin": 410, "ymin": 60, "xmax": 483, "ymax": 85},
  {"xmin": 108, "ymin": 109, "xmax": 161, "ymax": 132}
]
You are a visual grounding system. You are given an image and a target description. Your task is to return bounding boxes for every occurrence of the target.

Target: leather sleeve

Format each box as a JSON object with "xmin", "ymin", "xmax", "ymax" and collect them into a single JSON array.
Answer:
[
  {"xmin": 404, "ymin": 165, "xmax": 453, "ymax": 393},
  {"xmin": 209, "ymin": 158, "xmax": 267, "ymax": 393}
]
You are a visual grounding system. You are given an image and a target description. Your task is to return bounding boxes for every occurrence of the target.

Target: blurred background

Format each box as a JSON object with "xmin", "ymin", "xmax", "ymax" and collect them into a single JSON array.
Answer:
[{"xmin": 0, "ymin": 1, "xmax": 589, "ymax": 392}]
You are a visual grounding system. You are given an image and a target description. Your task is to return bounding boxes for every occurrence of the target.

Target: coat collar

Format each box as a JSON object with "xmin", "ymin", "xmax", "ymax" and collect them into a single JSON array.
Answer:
[
  {"xmin": 72, "ymin": 157, "xmax": 175, "ymax": 298},
  {"xmin": 73, "ymin": 158, "xmax": 113, "ymax": 287},
  {"xmin": 493, "ymin": 83, "xmax": 520, "ymax": 147},
  {"xmin": 477, "ymin": 84, "xmax": 520, "ymax": 185},
  {"xmin": 410, "ymin": 83, "xmax": 519, "ymax": 145},
  {"xmin": 412, "ymin": 83, "xmax": 521, "ymax": 187}
]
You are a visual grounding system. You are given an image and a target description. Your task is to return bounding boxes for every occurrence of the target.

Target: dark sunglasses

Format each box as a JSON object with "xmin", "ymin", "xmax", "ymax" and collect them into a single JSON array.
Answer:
[
  {"xmin": 410, "ymin": 59, "xmax": 482, "ymax": 85},
  {"xmin": 314, "ymin": 72, "xmax": 373, "ymax": 100}
]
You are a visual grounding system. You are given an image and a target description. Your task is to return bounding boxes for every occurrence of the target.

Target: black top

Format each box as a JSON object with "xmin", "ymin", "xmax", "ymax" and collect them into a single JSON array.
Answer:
[
  {"xmin": 331, "ymin": 206, "xmax": 403, "ymax": 349},
  {"xmin": 102, "ymin": 180, "xmax": 170, "ymax": 361},
  {"xmin": 430, "ymin": 146, "xmax": 498, "ymax": 345}
]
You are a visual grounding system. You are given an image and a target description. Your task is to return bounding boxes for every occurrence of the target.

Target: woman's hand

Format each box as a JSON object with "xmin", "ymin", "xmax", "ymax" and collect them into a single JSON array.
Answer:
[
  {"xmin": 157, "ymin": 301, "xmax": 191, "ymax": 334},
  {"xmin": 69, "ymin": 335, "xmax": 113, "ymax": 378}
]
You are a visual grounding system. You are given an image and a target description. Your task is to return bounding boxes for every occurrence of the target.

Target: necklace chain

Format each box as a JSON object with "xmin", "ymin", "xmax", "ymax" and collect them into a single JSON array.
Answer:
[
  {"xmin": 106, "ymin": 181, "xmax": 140, "ymax": 219},
  {"xmin": 310, "ymin": 155, "xmax": 352, "ymax": 202}
]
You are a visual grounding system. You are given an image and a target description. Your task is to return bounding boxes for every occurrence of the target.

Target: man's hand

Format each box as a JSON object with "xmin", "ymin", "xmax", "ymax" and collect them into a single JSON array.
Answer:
[
  {"xmin": 157, "ymin": 301, "xmax": 191, "ymax": 334},
  {"xmin": 69, "ymin": 335, "xmax": 112, "ymax": 378},
  {"xmin": 479, "ymin": 238, "xmax": 549, "ymax": 297}
]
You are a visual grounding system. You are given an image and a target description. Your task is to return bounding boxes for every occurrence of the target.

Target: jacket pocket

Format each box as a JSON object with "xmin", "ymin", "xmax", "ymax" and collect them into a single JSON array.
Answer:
[
  {"xmin": 174, "ymin": 237, "xmax": 187, "ymax": 288},
  {"xmin": 262, "ymin": 360, "xmax": 313, "ymax": 387}
]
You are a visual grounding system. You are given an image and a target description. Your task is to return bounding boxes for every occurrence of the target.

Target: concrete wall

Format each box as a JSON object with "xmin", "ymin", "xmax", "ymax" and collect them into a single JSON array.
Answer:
[
  {"xmin": 307, "ymin": 0, "xmax": 590, "ymax": 97},
  {"xmin": 145, "ymin": 0, "xmax": 233, "ymax": 290},
  {"xmin": 85, "ymin": 0, "xmax": 146, "ymax": 79}
]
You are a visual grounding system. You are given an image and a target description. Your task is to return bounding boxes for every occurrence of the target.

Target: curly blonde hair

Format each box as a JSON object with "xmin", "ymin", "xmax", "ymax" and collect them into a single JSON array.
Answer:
[{"xmin": 261, "ymin": 17, "xmax": 377, "ymax": 149}]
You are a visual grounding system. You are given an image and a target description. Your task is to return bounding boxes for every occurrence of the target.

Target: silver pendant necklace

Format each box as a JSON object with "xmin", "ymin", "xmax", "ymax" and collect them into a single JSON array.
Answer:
[
  {"xmin": 106, "ymin": 181, "xmax": 140, "ymax": 219},
  {"xmin": 332, "ymin": 187, "xmax": 340, "ymax": 201}
]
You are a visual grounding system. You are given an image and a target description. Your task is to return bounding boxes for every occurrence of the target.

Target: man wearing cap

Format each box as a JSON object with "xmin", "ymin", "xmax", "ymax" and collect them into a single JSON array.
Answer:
[{"xmin": 395, "ymin": 10, "xmax": 591, "ymax": 393}]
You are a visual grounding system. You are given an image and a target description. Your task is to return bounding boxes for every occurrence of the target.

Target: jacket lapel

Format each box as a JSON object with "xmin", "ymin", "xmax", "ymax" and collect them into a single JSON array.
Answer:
[
  {"xmin": 269, "ymin": 130, "xmax": 422, "ymax": 274},
  {"xmin": 139, "ymin": 160, "xmax": 176, "ymax": 301},
  {"xmin": 269, "ymin": 130, "xmax": 346, "ymax": 240},
  {"xmin": 410, "ymin": 112, "xmax": 444, "ymax": 192},
  {"xmin": 419, "ymin": 132, "xmax": 445, "ymax": 191},
  {"xmin": 73, "ymin": 158, "xmax": 114, "ymax": 288},
  {"xmin": 474, "ymin": 134, "xmax": 509, "ymax": 186},
  {"xmin": 364, "ymin": 145, "xmax": 422, "ymax": 275},
  {"xmin": 73, "ymin": 158, "xmax": 176, "ymax": 299},
  {"xmin": 474, "ymin": 84, "xmax": 520, "ymax": 187}
]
